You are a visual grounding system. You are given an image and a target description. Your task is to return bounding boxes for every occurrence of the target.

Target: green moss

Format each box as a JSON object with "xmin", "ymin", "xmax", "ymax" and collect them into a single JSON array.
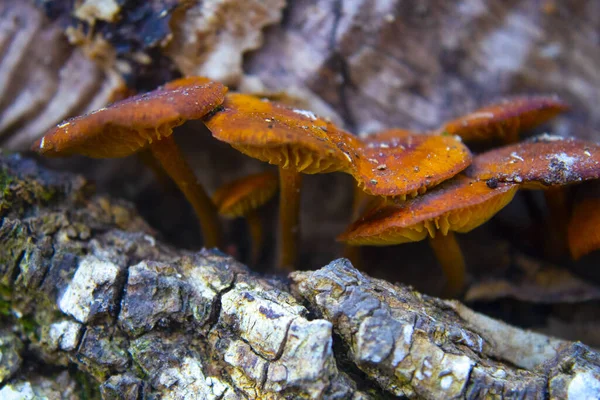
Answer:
[
  {"xmin": 73, "ymin": 369, "xmax": 102, "ymax": 400},
  {"xmin": 0, "ymin": 284, "xmax": 12, "ymax": 298},
  {"xmin": 0, "ymin": 221, "xmax": 30, "ymax": 286},
  {"xmin": 32, "ymin": 180, "xmax": 57, "ymax": 203},
  {"xmin": 0, "ymin": 167, "xmax": 14, "ymax": 214},
  {"xmin": 0, "ymin": 299, "xmax": 11, "ymax": 317}
]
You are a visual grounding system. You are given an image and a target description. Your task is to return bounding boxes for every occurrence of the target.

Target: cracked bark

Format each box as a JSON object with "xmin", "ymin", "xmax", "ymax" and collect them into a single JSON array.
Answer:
[{"xmin": 1, "ymin": 156, "xmax": 600, "ymax": 398}]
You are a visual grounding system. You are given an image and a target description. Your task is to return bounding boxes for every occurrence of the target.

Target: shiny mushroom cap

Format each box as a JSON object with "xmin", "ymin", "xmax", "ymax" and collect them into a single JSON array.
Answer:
[
  {"xmin": 467, "ymin": 134, "xmax": 600, "ymax": 189},
  {"xmin": 338, "ymin": 176, "xmax": 518, "ymax": 245},
  {"xmin": 438, "ymin": 96, "xmax": 569, "ymax": 143},
  {"xmin": 212, "ymin": 171, "xmax": 278, "ymax": 218},
  {"xmin": 355, "ymin": 130, "xmax": 472, "ymax": 198},
  {"xmin": 32, "ymin": 77, "xmax": 227, "ymax": 158},
  {"xmin": 204, "ymin": 93, "xmax": 361, "ymax": 174}
]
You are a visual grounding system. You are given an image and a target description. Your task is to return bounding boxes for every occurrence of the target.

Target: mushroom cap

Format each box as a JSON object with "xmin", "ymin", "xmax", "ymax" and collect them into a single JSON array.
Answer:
[
  {"xmin": 568, "ymin": 195, "xmax": 600, "ymax": 260},
  {"xmin": 32, "ymin": 77, "xmax": 227, "ymax": 158},
  {"xmin": 338, "ymin": 176, "xmax": 518, "ymax": 245},
  {"xmin": 439, "ymin": 96, "xmax": 569, "ymax": 143},
  {"xmin": 204, "ymin": 93, "xmax": 361, "ymax": 174},
  {"xmin": 212, "ymin": 171, "xmax": 278, "ymax": 218},
  {"xmin": 467, "ymin": 134, "xmax": 600, "ymax": 189},
  {"xmin": 355, "ymin": 130, "xmax": 472, "ymax": 198}
]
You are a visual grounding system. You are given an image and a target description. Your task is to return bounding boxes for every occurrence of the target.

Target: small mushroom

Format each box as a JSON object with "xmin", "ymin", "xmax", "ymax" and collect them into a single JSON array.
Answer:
[
  {"xmin": 567, "ymin": 188, "xmax": 600, "ymax": 260},
  {"xmin": 356, "ymin": 129, "xmax": 472, "ymax": 199},
  {"xmin": 32, "ymin": 76, "xmax": 227, "ymax": 248},
  {"xmin": 344, "ymin": 129, "xmax": 472, "ymax": 268},
  {"xmin": 212, "ymin": 171, "xmax": 278, "ymax": 264},
  {"xmin": 467, "ymin": 134, "xmax": 600, "ymax": 257},
  {"xmin": 338, "ymin": 176, "xmax": 519, "ymax": 296},
  {"xmin": 437, "ymin": 96, "xmax": 569, "ymax": 144},
  {"xmin": 205, "ymin": 93, "xmax": 359, "ymax": 270}
]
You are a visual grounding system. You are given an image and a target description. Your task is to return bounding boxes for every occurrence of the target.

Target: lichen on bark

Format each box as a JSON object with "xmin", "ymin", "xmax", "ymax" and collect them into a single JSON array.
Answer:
[{"xmin": 1, "ymin": 154, "xmax": 599, "ymax": 398}]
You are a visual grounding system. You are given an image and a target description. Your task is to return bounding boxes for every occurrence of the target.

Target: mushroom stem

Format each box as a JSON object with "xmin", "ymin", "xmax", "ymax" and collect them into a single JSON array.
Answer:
[
  {"xmin": 137, "ymin": 149, "xmax": 173, "ymax": 188},
  {"xmin": 149, "ymin": 135, "xmax": 222, "ymax": 248},
  {"xmin": 342, "ymin": 245, "xmax": 362, "ymax": 269},
  {"xmin": 428, "ymin": 232, "xmax": 466, "ymax": 298},
  {"xmin": 543, "ymin": 187, "xmax": 570, "ymax": 259},
  {"xmin": 246, "ymin": 210, "xmax": 263, "ymax": 265},
  {"xmin": 343, "ymin": 183, "xmax": 369, "ymax": 269},
  {"xmin": 278, "ymin": 166, "xmax": 302, "ymax": 271}
]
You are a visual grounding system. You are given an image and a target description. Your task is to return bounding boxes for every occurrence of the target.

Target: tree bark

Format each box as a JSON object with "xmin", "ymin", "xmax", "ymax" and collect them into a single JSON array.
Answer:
[{"xmin": 1, "ymin": 155, "xmax": 599, "ymax": 398}]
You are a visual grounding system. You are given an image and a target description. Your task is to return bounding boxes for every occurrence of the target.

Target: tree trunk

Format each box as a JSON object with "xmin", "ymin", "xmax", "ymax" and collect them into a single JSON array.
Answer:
[{"xmin": 1, "ymin": 155, "xmax": 599, "ymax": 398}]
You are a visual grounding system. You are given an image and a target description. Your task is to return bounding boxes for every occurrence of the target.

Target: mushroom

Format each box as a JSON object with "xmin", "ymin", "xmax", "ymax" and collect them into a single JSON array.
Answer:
[
  {"xmin": 466, "ymin": 134, "xmax": 600, "ymax": 187},
  {"xmin": 204, "ymin": 93, "xmax": 359, "ymax": 270},
  {"xmin": 338, "ymin": 176, "xmax": 519, "ymax": 296},
  {"xmin": 212, "ymin": 171, "xmax": 278, "ymax": 264},
  {"xmin": 356, "ymin": 129, "xmax": 472, "ymax": 199},
  {"xmin": 436, "ymin": 96, "xmax": 569, "ymax": 144},
  {"xmin": 567, "ymin": 194, "xmax": 600, "ymax": 260},
  {"xmin": 32, "ymin": 76, "xmax": 227, "ymax": 248},
  {"xmin": 344, "ymin": 128, "xmax": 473, "ymax": 268},
  {"xmin": 466, "ymin": 134, "xmax": 600, "ymax": 257}
]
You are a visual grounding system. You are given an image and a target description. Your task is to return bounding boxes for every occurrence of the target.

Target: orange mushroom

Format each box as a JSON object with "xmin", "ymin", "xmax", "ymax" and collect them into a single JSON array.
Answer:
[
  {"xmin": 32, "ymin": 76, "xmax": 227, "ymax": 248},
  {"xmin": 212, "ymin": 171, "xmax": 278, "ymax": 264},
  {"xmin": 204, "ymin": 93, "xmax": 359, "ymax": 270},
  {"xmin": 467, "ymin": 134, "xmax": 600, "ymax": 258},
  {"xmin": 344, "ymin": 129, "xmax": 472, "ymax": 268},
  {"xmin": 204, "ymin": 94, "xmax": 475, "ymax": 270},
  {"xmin": 338, "ymin": 176, "xmax": 519, "ymax": 296},
  {"xmin": 466, "ymin": 134, "xmax": 600, "ymax": 188},
  {"xmin": 567, "ymin": 195, "xmax": 600, "ymax": 260},
  {"xmin": 437, "ymin": 96, "xmax": 569, "ymax": 144},
  {"xmin": 356, "ymin": 129, "xmax": 472, "ymax": 199}
]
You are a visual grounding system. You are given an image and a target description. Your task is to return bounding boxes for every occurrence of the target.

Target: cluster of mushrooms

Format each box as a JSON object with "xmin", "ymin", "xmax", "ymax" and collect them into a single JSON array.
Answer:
[{"xmin": 33, "ymin": 76, "xmax": 600, "ymax": 297}]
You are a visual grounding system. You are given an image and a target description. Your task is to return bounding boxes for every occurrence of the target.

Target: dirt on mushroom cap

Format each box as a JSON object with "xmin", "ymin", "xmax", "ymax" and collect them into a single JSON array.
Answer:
[
  {"xmin": 338, "ymin": 176, "xmax": 518, "ymax": 246},
  {"xmin": 32, "ymin": 77, "xmax": 227, "ymax": 158},
  {"xmin": 467, "ymin": 135, "xmax": 600, "ymax": 189},
  {"xmin": 355, "ymin": 131, "xmax": 472, "ymax": 198}
]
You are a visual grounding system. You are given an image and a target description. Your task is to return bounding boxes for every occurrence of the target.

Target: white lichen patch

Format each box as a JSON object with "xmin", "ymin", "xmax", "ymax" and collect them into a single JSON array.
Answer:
[
  {"xmin": 0, "ymin": 382, "xmax": 35, "ymax": 400},
  {"xmin": 292, "ymin": 108, "xmax": 318, "ymax": 121},
  {"xmin": 536, "ymin": 133, "xmax": 565, "ymax": 142},
  {"xmin": 221, "ymin": 288, "xmax": 296, "ymax": 360},
  {"xmin": 58, "ymin": 255, "xmax": 120, "ymax": 323},
  {"xmin": 567, "ymin": 371, "xmax": 600, "ymax": 399},
  {"xmin": 156, "ymin": 357, "xmax": 234, "ymax": 400},
  {"xmin": 179, "ymin": 264, "xmax": 219, "ymax": 323},
  {"xmin": 223, "ymin": 340, "xmax": 268, "ymax": 386},
  {"xmin": 510, "ymin": 152, "xmax": 524, "ymax": 161},
  {"xmin": 265, "ymin": 318, "xmax": 335, "ymax": 397},
  {"xmin": 46, "ymin": 320, "xmax": 82, "ymax": 352},
  {"xmin": 546, "ymin": 152, "xmax": 580, "ymax": 184},
  {"xmin": 548, "ymin": 152, "xmax": 578, "ymax": 168},
  {"xmin": 74, "ymin": 0, "xmax": 120, "ymax": 23},
  {"xmin": 391, "ymin": 322, "xmax": 414, "ymax": 366},
  {"xmin": 394, "ymin": 333, "xmax": 474, "ymax": 398},
  {"xmin": 440, "ymin": 375, "xmax": 453, "ymax": 390}
]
